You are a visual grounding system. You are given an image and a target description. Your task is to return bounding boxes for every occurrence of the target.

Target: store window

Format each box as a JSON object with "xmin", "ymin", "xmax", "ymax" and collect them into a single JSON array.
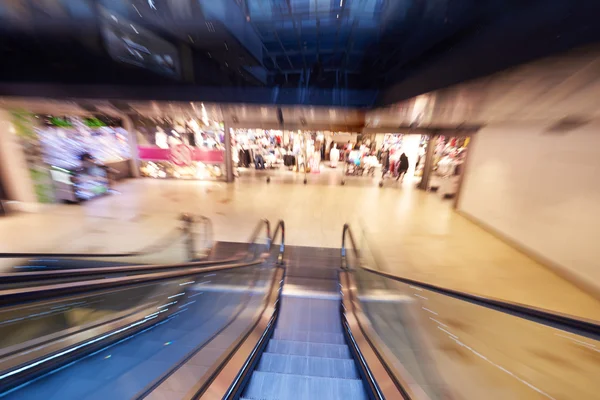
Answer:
[
  {"xmin": 232, "ymin": 129, "xmax": 334, "ymax": 176},
  {"xmin": 376, "ymin": 133, "xmax": 429, "ymax": 184},
  {"xmin": 134, "ymin": 116, "xmax": 225, "ymax": 180},
  {"xmin": 35, "ymin": 115, "xmax": 132, "ymax": 202},
  {"xmin": 428, "ymin": 135, "xmax": 470, "ymax": 198}
]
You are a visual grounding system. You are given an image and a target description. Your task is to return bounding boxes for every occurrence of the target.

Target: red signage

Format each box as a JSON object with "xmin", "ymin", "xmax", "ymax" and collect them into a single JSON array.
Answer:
[{"xmin": 138, "ymin": 146, "xmax": 224, "ymax": 164}]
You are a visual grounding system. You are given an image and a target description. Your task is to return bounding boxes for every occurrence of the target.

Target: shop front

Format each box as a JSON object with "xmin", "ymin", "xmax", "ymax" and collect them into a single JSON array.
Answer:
[
  {"xmin": 231, "ymin": 128, "xmax": 357, "ymax": 177},
  {"xmin": 0, "ymin": 110, "xmax": 135, "ymax": 206},
  {"xmin": 134, "ymin": 115, "xmax": 226, "ymax": 180},
  {"xmin": 426, "ymin": 134, "xmax": 471, "ymax": 198},
  {"xmin": 35, "ymin": 115, "xmax": 133, "ymax": 202},
  {"xmin": 373, "ymin": 133, "xmax": 429, "ymax": 184}
]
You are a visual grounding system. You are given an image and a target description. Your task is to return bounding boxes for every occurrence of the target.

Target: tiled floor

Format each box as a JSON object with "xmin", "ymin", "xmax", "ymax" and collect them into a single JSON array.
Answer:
[{"xmin": 1, "ymin": 167, "xmax": 599, "ymax": 321}]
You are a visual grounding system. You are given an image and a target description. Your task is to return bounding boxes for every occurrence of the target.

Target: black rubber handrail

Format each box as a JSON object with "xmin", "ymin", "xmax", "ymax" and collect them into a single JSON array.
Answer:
[
  {"xmin": 0, "ymin": 219, "xmax": 283, "ymax": 287},
  {"xmin": 0, "ymin": 219, "xmax": 285, "ymax": 305},
  {"xmin": 246, "ymin": 219, "xmax": 285, "ymax": 264},
  {"xmin": 0, "ymin": 256, "xmax": 243, "ymax": 285},
  {"xmin": 0, "ymin": 259, "xmax": 265, "ymax": 307},
  {"xmin": 0, "ymin": 214, "xmax": 212, "ymax": 259},
  {"xmin": 341, "ymin": 223, "xmax": 600, "ymax": 339}
]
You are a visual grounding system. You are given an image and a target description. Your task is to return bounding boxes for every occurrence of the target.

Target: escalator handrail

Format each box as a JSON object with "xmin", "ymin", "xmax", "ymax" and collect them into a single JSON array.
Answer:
[
  {"xmin": 0, "ymin": 256, "xmax": 244, "ymax": 284},
  {"xmin": 247, "ymin": 218, "xmax": 271, "ymax": 247},
  {"xmin": 0, "ymin": 219, "xmax": 285, "ymax": 306},
  {"xmin": 341, "ymin": 223, "xmax": 359, "ymax": 266},
  {"xmin": 0, "ymin": 214, "xmax": 213, "ymax": 259},
  {"xmin": 270, "ymin": 220, "xmax": 285, "ymax": 265},
  {"xmin": 0, "ymin": 258, "xmax": 265, "ymax": 307},
  {"xmin": 341, "ymin": 223, "xmax": 600, "ymax": 338},
  {"xmin": 0, "ymin": 221, "xmax": 284, "ymax": 285},
  {"xmin": 246, "ymin": 219, "xmax": 285, "ymax": 264}
]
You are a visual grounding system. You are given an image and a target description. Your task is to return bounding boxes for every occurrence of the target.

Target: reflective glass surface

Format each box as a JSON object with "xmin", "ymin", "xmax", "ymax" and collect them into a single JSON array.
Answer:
[
  {"xmin": 350, "ymin": 229, "xmax": 600, "ymax": 400},
  {"xmin": 0, "ymin": 262, "xmax": 275, "ymax": 399}
]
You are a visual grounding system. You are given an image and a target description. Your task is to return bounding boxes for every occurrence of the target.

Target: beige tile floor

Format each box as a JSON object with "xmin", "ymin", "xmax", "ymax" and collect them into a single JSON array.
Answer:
[{"xmin": 1, "ymin": 168, "xmax": 599, "ymax": 321}]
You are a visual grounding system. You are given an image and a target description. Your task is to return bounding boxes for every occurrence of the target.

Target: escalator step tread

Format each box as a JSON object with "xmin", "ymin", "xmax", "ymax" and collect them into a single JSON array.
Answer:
[
  {"xmin": 242, "ymin": 371, "xmax": 368, "ymax": 400},
  {"xmin": 272, "ymin": 329, "xmax": 346, "ymax": 345},
  {"xmin": 266, "ymin": 339, "xmax": 352, "ymax": 359},
  {"xmin": 257, "ymin": 353, "xmax": 359, "ymax": 379}
]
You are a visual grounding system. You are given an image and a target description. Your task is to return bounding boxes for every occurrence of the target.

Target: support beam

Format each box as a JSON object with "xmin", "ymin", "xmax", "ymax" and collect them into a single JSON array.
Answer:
[
  {"xmin": 273, "ymin": 30, "xmax": 294, "ymax": 69},
  {"xmin": 222, "ymin": 116, "xmax": 234, "ymax": 183},
  {"xmin": 418, "ymin": 133, "xmax": 437, "ymax": 190},
  {"xmin": 285, "ymin": 0, "xmax": 307, "ymax": 72}
]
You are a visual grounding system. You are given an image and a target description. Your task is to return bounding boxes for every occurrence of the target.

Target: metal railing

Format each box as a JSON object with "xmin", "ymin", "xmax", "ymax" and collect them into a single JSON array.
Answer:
[
  {"xmin": 341, "ymin": 223, "xmax": 600, "ymax": 338},
  {"xmin": 247, "ymin": 219, "xmax": 285, "ymax": 265},
  {"xmin": 0, "ymin": 218, "xmax": 282, "ymax": 287},
  {"xmin": 0, "ymin": 213, "xmax": 214, "ymax": 261}
]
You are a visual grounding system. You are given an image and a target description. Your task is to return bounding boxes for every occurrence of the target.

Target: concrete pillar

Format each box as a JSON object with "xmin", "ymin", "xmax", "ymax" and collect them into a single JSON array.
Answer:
[
  {"xmin": 121, "ymin": 114, "xmax": 140, "ymax": 178},
  {"xmin": 0, "ymin": 109, "xmax": 39, "ymax": 211},
  {"xmin": 223, "ymin": 120, "xmax": 234, "ymax": 183},
  {"xmin": 418, "ymin": 133, "xmax": 437, "ymax": 190}
]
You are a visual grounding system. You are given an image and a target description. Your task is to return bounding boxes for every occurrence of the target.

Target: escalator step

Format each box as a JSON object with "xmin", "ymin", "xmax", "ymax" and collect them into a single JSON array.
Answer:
[
  {"xmin": 272, "ymin": 329, "xmax": 346, "ymax": 345},
  {"xmin": 266, "ymin": 339, "xmax": 352, "ymax": 359},
  {"xmin": 257, "ymin": 353, "xmax": 359, "ymax": 379},
  {"xmin": 243, "ymin": 371, "xmax": 368, "ymax": 400}
]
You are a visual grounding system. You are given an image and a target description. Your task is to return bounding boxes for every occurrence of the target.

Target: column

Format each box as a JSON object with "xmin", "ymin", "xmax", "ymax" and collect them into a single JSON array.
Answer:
[
  {"xmin": 418, "ymin": 133, "xmax": 437, "ymax": 190},
  {"xmin": 121, "ymin": 114, "xmax": 140, "ymax": 178},
  {"xmin": 223, "ymin": 120, "xmax": 234, "ymax": 183},
  {"xmin": 0, "ymin": 109, "xmax": 39, "ymax": 211}
]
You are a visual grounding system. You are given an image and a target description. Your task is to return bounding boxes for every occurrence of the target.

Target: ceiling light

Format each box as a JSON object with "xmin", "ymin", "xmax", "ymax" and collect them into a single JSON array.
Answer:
[
  {"xmin": 224, "ymin": 42, "xmax": 229, "ymax": 51},
  {"xmin": 130, "ymin": 24, "xmax": 139, "ymax": 34},
  {"xmin": 132, "ymin": 5, "xmax": 142, "ymax": 17},
  {"xmin": 340, "ymin": 0, "xmax": 343, "ymax": 6}
]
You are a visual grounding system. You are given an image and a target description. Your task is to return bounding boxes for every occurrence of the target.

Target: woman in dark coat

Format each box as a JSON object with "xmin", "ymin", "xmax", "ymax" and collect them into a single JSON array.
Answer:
[{"xmin": 396, "ymin": 153, "xmax": 409, "ymax": 182}]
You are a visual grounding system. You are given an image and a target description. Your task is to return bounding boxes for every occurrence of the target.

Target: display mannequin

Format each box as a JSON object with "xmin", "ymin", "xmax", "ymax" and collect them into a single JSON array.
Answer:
[
  {"xmin": 329, "ymin": 144, "xmax": 340, "ymax": 168},
  {"xmin": 436, "ymin": 154, "xmax": 459, "ymax": 197},
  {"xmin": 155, "ymin": 127, "xmax": 168, "ymax": 149}
]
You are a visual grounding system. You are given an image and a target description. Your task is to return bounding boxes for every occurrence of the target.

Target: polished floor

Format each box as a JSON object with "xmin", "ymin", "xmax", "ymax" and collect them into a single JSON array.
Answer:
[{"xmin": 1, "ymin": 168, "xmax": 599, "ymax": 321}]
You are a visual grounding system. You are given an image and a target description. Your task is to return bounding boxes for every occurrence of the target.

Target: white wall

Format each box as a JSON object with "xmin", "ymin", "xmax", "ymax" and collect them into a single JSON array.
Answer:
[{"xmin": 459, "ymin": 122, "xmax": 600, "ymax": 290}]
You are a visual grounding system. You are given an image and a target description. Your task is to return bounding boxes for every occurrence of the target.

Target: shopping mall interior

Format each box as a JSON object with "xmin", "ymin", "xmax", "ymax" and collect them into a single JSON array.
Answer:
[{"xmin": 0, "ymin": 1, "xmax": 599, "ymax": 399}]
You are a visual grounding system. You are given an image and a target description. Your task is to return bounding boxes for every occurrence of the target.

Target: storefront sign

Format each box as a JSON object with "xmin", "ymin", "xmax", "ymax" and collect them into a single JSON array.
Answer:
[
  {"xmin": 170, "ymin": 144, "xmax": 193, "ymax": 166},
  {"xmin": 137, "ymin": 146, "xmax": 224, "ymax": 164}
]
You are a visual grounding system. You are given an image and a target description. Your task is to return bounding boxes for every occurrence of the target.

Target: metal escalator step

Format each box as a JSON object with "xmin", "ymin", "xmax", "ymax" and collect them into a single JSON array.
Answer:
[
  {"xmin": 243, "ymin": 371, "xmax": 368, "ymax": 400},
  {"xmin": 256, "ymin": 353, "xmax": 359, "ymax": 379},
  {"xmin": 266, "ymin": 339, "xmax": 352, "ymax": 359},
  {"xmin": 272, "ymin": 329, "xmax": 346, "ymax": 345},
  {"xmin": 275, "ymin": 317, "xmax": 343, "ymax": 335}
]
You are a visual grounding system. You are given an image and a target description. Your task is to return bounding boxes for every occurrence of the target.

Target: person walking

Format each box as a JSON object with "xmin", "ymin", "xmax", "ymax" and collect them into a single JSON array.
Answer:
[{"xmin": 396, "ymin": 153, "xmax": 409, "ymax": 182}]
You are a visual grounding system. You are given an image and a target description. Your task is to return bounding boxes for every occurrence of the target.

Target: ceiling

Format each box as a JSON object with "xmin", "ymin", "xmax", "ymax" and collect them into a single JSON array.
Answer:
[{"xmin": 1, "ymin": 0, "xmax": 600, "ymax": 107}]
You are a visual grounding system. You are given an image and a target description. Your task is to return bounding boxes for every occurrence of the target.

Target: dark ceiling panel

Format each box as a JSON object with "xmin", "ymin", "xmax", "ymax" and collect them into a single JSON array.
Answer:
[{"xmin": 0, "ymin": 0, "xmax": 599, "ymax": 105}]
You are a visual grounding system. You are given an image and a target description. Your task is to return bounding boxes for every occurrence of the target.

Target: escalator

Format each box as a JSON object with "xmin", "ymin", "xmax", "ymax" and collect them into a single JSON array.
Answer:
[
  {"xmin": 1, "ymin": 222, "xmax": 599, "ymax": 399},
  {"xmin": 241, "ymin": 247, "xmax": 368, "ymax": 400},
  {"xmin": 0, "ymin": 215, "xmax": 250, "ymax": 290},
  {"xmin": 241, "ymin": 296, "xmax": 367, "ymax": 399}
]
